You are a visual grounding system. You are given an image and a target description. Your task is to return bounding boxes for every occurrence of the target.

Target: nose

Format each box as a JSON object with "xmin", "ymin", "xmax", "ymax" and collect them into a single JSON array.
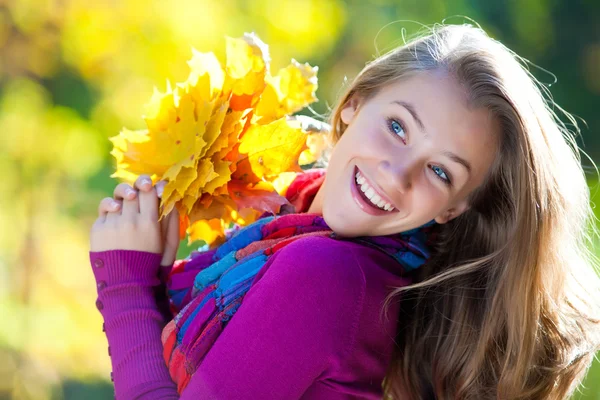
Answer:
[{"xmin": 379, "ymin": 158, "xmax": 415, "ymax": 194}]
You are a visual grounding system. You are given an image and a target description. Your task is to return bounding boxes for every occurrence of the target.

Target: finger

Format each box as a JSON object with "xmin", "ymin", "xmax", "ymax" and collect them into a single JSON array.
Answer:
[
  {"xmin": 156, "ymin": 180, "xmax": 167, "ymax": 198},
  {"xmin": 111, "ymin": 181, "xmax": 138, "ymax": 216},
  {"xmin": 161, "ymin": 208, "xmax": 181, "ymax": 267},
  {"xmin": 121, "ymin": 188, "xmax": 140, "ymax": 216},
  {"xmin": 114, "ymin": 183, "xmax": 138, "ymax": 201},
  {"xmin": 134, "ymin": 176, "xmax": 158, "ymax": 220},
  {"xmin": 160, "ymin": 207, "xmax": 169, "ymax": 243},
  {"xmin": 134, "ymin": 174, "xmax": 154, "ymax": 192},
  {"xmin": 105, "ymin": 206, "xmax": 121, "ymax": 224},
  {"xmin": 159, "ymin": 210, "xmax": 172, "ymax": 265},
  {"xmin": 98, "ymin": 197, "xmax": 121, "ymax": 222}
]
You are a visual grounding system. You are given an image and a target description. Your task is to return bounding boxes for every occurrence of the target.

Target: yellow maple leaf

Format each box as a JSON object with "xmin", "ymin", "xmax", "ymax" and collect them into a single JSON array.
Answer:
[
  {"xmin": 181, "ymin": 159, "xmax": 218, "ymax": 213},
  {"xmin": 186, "ymin": 49, "xmax": 224, "ymax": 99},
  {"xmin": 189, "ymin": 197, "xmax": 226, "ymax": 223},
  {"xmin": 203, "ymin": 160, "xmax": 231, "ymax": 195},
  {"xmin": 255, "ymin": 59, "xmax": 318, "ymax": 122},
  {"xmin": 223, "ymin": 33, "xmax": 268, "ymax": 111},
  {"xmin": 143, "ymin": 81, "xmax": 177, "ymax": 133},
  {"xmin": 272, "ymin": 172, "xmax": 299, "ymax": 195},
  {"xmin": 235, "ymin": 118, "xmax": 307, "ymax": 182},
  {"xmin": 299, "ymin": 131, "xmax": 330, "ymax": 165},
  {"xmin": 111, "ymin": 85, "xmax": 213, "ymax": 180},
  {"xmin": 188, "ymin": 218, "xmax": 226, "ymax": 246}
]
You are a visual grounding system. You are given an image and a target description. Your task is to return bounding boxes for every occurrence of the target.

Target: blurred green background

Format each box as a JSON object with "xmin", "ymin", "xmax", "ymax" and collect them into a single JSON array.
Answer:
[{"xmin": 0, "ymin": 0, "xmax": 599, "ymax": 398}]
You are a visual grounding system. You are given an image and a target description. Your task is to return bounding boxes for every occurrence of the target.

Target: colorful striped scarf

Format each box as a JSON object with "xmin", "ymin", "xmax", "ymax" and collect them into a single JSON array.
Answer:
[{"xmin": 160, "ymin": 170, "xmax": 436, "ymax": 393}]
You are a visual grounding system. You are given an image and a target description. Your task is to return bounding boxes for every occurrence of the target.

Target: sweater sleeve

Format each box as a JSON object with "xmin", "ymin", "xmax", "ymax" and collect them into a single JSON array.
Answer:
[
  {"xmin": 90, "ymin": 237, "xmax": 366, "ymax": 400},
  {"xmin": 90, "ymin": 250, "xmax": 180, "ymax": 399}
]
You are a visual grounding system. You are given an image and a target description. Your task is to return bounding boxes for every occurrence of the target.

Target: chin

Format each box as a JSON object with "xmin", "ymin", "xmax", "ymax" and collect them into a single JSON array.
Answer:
[
  {"xmin": 325, "ymin": 218, "xmax": 364, "ymax": 237},
  {"xmin": 321, "ymin": 207, "xmax": 367, "ymax": 238}
]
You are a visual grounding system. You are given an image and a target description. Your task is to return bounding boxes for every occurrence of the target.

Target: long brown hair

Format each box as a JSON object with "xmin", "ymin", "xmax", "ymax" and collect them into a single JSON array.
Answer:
[{"xmin": 328, "ymin": 24, "xmax": 600, "ymax": 399}]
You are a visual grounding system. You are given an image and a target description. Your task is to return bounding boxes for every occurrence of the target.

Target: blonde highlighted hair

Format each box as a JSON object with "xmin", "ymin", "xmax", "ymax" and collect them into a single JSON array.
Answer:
[{"xmin": 329, "ymin": 24, "xmax": 600, "ymax": 399}]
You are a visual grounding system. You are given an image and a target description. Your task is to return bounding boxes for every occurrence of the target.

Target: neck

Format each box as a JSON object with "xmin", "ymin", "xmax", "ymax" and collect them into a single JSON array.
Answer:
[{"xmin": 307, "ymin": 184, "xmax": 324, "ymax": 214}]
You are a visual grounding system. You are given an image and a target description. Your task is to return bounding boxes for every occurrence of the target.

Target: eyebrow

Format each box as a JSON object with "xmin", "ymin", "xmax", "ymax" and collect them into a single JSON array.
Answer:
[
  {"xmin": 391, "ymin": 100, "xmax": 472, "ymax": 175},
  {"xmin": 391, "ymin": 100, "xmax": 426, "ymax": 132},
  {"xmin": 443, "ymin": 151, "xmax": 472, "ymax": 175}
]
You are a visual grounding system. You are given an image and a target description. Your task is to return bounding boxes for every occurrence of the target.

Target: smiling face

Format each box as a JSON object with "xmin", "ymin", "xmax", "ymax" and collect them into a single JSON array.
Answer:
[{"xmin": 309, "ymin": 71, "xmax": 499, "ymax": 237}]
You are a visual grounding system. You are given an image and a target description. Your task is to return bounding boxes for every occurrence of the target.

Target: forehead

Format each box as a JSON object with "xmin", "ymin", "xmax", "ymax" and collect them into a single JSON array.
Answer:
[{"xmin": 372, "ymin": 72, "xmax": 499, "ymax": 188}]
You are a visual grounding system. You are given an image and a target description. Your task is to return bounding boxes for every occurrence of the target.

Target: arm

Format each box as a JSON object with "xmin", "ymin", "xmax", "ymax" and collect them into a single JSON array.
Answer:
[
  {"xmin": 91, "ymin": 250, "xmax": 179, "ymax": 399},
  {"xmin": 91, "ymin": 237, "xmax": 365, "ymax": 400},
  {"xmin": 89, "ymin": 174, "xmax": 182, "ymax": 398}
]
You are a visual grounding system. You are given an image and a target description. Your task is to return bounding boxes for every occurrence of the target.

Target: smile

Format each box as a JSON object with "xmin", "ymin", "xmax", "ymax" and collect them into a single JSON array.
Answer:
[{"xmin": 351, "ymin": 166, "xmax": 397, "ymax": 215}]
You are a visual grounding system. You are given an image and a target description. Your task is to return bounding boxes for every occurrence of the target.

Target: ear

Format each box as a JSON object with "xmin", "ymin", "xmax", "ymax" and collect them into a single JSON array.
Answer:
[
  {"xmin": 434, "ymin": 199, "xmax": 470, "ymax": 224},
  {"xmin": 340, "ymin": 96, "xmax": 360, "ymax": 125}
]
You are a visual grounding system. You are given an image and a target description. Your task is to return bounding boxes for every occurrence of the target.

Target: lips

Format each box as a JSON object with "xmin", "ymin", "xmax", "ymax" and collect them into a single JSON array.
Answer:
[{"xmin": 350, "ymin": 166, "xmax": 397, "ymax": 216}]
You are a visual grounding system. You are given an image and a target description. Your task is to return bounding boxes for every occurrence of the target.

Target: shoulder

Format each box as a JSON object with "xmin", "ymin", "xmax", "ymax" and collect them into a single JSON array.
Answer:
[
  {"xmin": 243, "ymin": 236, "xmax": 403, "ymax": 362},
  {"xmin": 261, "ymin": 236, "xmax": 367, "ymax": 291},
  {"xmin": 243, "ymin": 236, "xmax": 369, "ymax": 357},
  {"xmin": 248, "ymin": 236, "xmax": 369, "ymax": 321}
]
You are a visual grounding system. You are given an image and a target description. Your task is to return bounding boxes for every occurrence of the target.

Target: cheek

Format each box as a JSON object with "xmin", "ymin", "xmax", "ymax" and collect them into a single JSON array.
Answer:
[
  {"xmin": 415, "ymin": 176, "xmax": 448, "ymax": 211},
  {"xmin": 360, "ymin": 120, "xmax": 388, "ymax": 146},
  {"xmin": 339, "ymin": 122, "xmax": 388, "ymax": 159}
]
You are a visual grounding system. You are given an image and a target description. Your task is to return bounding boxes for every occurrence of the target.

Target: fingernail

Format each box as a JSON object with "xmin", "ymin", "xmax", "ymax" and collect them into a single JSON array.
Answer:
[
  {"xmin": 157, "ymin": 186, "xmax": 164, "ymax": 198},
  {"xmin": 111, "ymin": 201, "xmax": 120, "ymax": 208},
  {"xmin": 126, "ymin": 188, "xmax": 136, "ymax": 197}
]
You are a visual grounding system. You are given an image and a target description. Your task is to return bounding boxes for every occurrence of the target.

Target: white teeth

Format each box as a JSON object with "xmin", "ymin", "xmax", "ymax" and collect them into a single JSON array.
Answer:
[
  {"xmin": 355, "ymin": 170, "xmax": 395, "ymax": 212},
  {"xmin": 371, "ymin": 193, "xmax": 383, "ymax": 205}
]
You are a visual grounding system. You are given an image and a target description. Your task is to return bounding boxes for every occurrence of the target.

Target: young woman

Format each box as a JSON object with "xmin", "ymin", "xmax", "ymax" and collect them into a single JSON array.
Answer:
[{"xmin": 90, "ymin": 24, "xmax": 600, "ymax": 399}]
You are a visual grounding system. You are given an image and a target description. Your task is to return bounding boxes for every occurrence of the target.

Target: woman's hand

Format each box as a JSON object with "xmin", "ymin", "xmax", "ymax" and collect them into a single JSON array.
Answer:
[{"xmin": 90, "ymin": 174, "xmax": 180, "ymax": 266}]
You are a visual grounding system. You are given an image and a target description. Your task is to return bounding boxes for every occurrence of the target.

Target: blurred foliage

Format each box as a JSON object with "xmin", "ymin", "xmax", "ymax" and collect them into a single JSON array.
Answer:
[{"xmin": 0, "ymin": 0, "xmax": 598, "ymax": 398}]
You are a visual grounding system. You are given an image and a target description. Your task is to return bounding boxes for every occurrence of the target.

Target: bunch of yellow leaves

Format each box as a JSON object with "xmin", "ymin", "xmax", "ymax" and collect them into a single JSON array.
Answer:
[{"xmin": 109, "ymin": 33, "xmax": 328, "ymax": 246}]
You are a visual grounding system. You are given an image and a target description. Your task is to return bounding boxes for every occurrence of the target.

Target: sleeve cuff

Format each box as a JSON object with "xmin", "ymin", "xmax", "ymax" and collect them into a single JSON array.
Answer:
[{"xmin": 90, "ymin": 250, "xmax": 163, "ymax": 287}]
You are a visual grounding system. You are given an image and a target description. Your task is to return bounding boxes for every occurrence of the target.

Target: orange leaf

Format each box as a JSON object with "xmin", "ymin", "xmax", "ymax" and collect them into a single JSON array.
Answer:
[{"xmin": 228, "ymin": 180, "xmax": 289, "ymax": 215}]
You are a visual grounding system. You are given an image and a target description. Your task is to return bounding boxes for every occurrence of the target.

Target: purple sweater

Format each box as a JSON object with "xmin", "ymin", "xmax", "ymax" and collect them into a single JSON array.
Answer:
[{"xmin": 89, "ymin": 235, "xmax": 411, "ymax": 399}]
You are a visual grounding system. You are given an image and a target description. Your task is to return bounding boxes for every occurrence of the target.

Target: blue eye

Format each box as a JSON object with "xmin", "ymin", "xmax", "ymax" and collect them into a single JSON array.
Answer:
[
  {"xmin": 386, "ymin": 118, "xmax": 406, "ymax": 142},
  {"xmin": 431, "ymin": 165, "xmax": 451, "ymax": 185},
  {"xmin": 385, "ymin": 116, "xmax": 452, "ymax": 187}
]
